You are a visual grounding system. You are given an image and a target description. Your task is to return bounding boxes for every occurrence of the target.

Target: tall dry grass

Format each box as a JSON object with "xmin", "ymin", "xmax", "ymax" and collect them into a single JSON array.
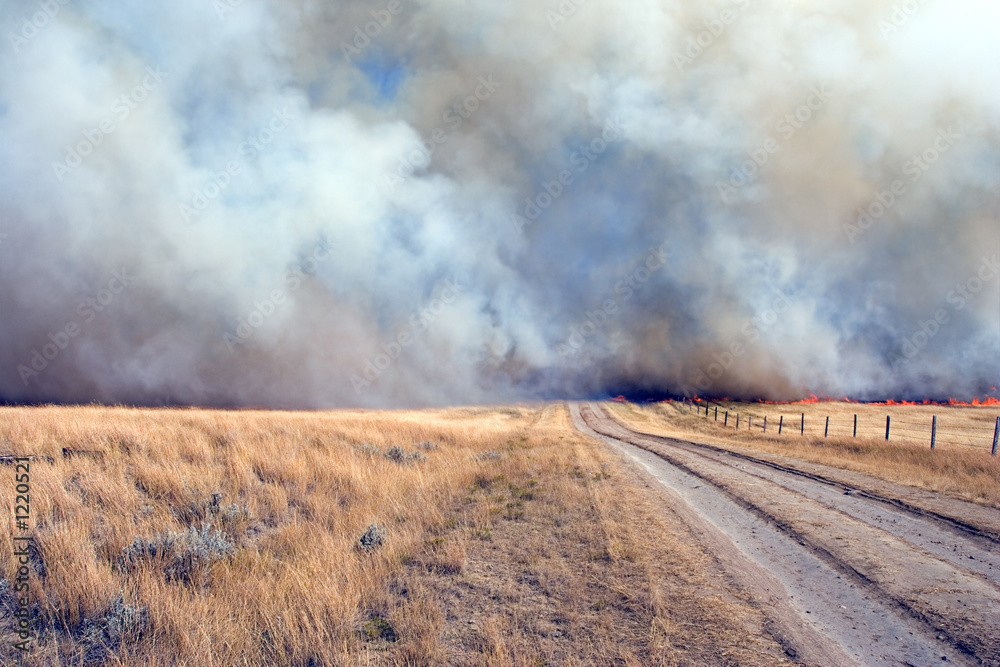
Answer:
[
  {"xmin": 609, "ymin": 400, "xmax": 1000, "ymax": 507},
  {"xmin": 0, "ymin": 404, "xmax": 536, "ymax": 665}
]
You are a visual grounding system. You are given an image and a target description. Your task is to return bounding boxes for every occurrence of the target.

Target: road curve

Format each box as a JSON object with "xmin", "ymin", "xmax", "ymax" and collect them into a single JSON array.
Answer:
[{"xmin": 570, "ymin": 402, "xmax": 1000, "ymax": 667}]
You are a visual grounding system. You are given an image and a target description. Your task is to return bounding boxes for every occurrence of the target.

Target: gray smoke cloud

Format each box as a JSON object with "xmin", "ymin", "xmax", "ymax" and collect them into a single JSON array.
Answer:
[{"xmin": 1, "ymin": 0, "xmax": 998, "ymax": 407}]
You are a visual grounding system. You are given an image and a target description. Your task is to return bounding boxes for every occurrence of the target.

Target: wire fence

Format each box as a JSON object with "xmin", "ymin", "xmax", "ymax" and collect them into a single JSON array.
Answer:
[{"xmin": 675, "ymin": 399, "xmax": 1000, "ymax": 456}]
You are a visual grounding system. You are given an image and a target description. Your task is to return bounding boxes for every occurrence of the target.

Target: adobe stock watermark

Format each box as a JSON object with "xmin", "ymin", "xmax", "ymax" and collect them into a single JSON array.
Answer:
[
  {"xmin": 555, "ymin": 244, "xmax": 669, "ymax": 357},
  {"xmin": 350, "ymin": 277, "xmax": 465, "ymax": 393},
  {"xmin": 511, "ymin": 117, "xmax": 622, "ymax": 233},
  {"xmin": 180, "ymin": 106, "xmax": 295, "ymax": 223},
  {"xmin": 341, "ymin": 0, "xmax": 406, "ymax": 63},
  {"xmin": 7, "ymin": 0, "xmax": 71, "ymax": 55},
  {"xmin": 546, "ymin": 0, "xmax": 589, "ymax": 30},
  {"xmin": 16, "ymin": 268, "xmax": 136, "ymax": 385},
  {"xmin": 717, "ymin": 84, "xmax": 831, "ymax": 203},
  {"xmin": 843, "ymin": 127, "xmax": 960, "ymax": 244},
  {"xmin": 878, "ymin": 0, "xmax": 929, "ymax": 39},
  {"xmin": 673, "ymin": 0, "xmax": 756, "ymax": 71},
  {"xmin": 51, "ymin": 67, "xmax": 167, "ymax": 182},
  {"xmin": 890, "ymin": 255, "xmax": 999, "ymax": 370},
  {"xmin": 224, "ymin": 236, "xmax": 336, "ymax": 352},
  {"xmin": 679, "ymin": 287, "xmax": 794, "ymax": 396},
  {"xmin": 383, "ymin": 74, "xmax": 502, "ymax": 192}
]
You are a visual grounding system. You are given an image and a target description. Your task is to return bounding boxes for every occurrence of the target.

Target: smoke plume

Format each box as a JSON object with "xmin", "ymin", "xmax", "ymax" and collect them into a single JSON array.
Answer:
[{"xmin": 1, "ymin": 0, "xmax": 998, "ymax": 407}]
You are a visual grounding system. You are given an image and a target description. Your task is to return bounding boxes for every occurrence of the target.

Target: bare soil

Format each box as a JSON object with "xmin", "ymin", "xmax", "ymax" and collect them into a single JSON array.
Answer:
[{"xmin": 573, "ymin": 402, "xmax": 1000, "ymax": 667}]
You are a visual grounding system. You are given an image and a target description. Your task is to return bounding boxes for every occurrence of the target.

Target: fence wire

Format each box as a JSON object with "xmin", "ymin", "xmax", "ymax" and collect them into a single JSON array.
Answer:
[{"xmin": 678, "ymin": 399, "xmax": 999, "ymax": 454}]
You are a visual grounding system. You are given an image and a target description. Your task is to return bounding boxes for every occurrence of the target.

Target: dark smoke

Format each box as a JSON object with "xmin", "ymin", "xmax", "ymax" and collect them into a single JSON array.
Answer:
[{"xmin": 0, "ymin": 0, "xmax": 998, "ymax": 407}]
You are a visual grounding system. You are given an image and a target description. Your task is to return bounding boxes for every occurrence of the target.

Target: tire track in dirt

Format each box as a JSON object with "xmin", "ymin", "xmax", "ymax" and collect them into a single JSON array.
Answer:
[
  {"xmin": 674, "ymin": 445, "xmax": 1000, "ymax": 588},
  {"xmin": 571, "ymin": 402, "xmax": 997, "ymax": 667}
]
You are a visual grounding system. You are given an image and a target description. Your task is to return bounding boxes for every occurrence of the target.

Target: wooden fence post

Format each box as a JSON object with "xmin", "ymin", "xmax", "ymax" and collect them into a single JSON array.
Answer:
[
  {"xmin": 885, "ymin": 415, "xmax": 890, "ymax": 441},
  {"xmin": 853, "ymin": 414, "xmax": 857, "ymax": 438},
  {"xmin": 763, "ymin": 416, "xmax": 767, "ymax": 433},
  {"xmin": 992, "ymin": 417, "xmax": 999, "ymax": 457},
  {"xmin": 724, "ymin": 411, "xmax": 728, "ymax": 426},
  {"xmin": 715, "ymin": 407, "xmax": 718, "ymax": 421},
  {"xmin": 778, "ymin": 415, "xmax": 783, "ymax": 434},
  {"xmin": 824, "ymin": 416, "xmax": 829, "ymax": 438},
  {"xmin": 931, "ymin": 415, "xmax": 936, "ymax": 450},
  {"xmin": 736, "ymin": 413, "xmax": 740, "ymax": 429},
  {"xmin": 749, "ymin": 416, "xmax": 752, "ymax": 430},
  {"xmin": 801, "ymin": 413, "xmax": 805, "ymax": 436}
]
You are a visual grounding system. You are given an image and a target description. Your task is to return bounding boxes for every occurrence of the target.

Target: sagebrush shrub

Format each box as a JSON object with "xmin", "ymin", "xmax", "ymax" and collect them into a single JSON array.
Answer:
[
  {"xmin": 120, "ymin": 522, "xmax": 234, "ymax": 584},
  {"xmin": 79, "ymin": 595, "xmax": 148, "ymax": 663},
  {"xmin": 384, "ymin": 445, "xmax": 425, "ymax": 464},
  {"xmin": 358, "ymin": 525, "xmax": 386, "ymax": 552}
]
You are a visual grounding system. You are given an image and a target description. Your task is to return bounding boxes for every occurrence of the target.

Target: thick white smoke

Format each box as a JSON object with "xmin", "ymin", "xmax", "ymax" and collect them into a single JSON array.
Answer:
[{"xmin": 0, "ymin": 0, "xmax": 997, "ymax": 407}]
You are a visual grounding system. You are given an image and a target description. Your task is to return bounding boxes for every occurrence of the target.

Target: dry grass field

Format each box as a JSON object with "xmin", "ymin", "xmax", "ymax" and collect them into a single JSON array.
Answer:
[
  {"xmin": 0, "ymin": 403, "xmax": 794, "ymax": 666},
  {"xmin": 608, "ymin": 400, "xmax": 1000, "ymax": 507}
]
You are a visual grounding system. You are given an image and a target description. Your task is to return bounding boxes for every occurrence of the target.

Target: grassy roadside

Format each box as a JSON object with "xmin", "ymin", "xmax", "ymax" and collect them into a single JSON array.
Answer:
[
  {"xmin": 607, "ymin": 401, "xmax": 1000, "ymax": 507},
  {"xmin": 365, "ymin": 403, "xmax": 793, "ymax": 666},
  {"xmin": 0, "ymin": 403, "xmax": 793, "ymax": 666}
]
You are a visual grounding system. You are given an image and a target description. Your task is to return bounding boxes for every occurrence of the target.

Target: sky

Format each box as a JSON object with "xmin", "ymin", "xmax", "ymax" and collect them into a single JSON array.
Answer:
[{"xmin": 0, "ymin": 0, "xmax": 998, "ymax": 408}]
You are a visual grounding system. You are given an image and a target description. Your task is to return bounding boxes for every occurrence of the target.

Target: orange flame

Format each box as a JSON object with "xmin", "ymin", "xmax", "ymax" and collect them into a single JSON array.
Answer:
[
  {"xmin": 687, "ymin": 394, "xmax": 1000, "ymax": 407},
  {"xmin": 866, "ymin": 397, "xmax": 1000, "ymax": 407},
  {"xmin": 960, "ymin": 397, "xmax": 1000, "ymax": 406}
]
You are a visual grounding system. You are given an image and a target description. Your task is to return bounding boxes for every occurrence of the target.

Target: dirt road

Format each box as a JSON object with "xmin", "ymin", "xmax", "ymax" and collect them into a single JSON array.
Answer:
[{"xmin": 570, "ymin": 402, "xmax": 1000, "ymax": 667}]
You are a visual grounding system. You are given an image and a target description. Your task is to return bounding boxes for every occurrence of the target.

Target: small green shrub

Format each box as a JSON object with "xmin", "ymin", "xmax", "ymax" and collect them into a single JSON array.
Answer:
[{"xmin": 362, "ymin": 616, "xmax": 397, "ymax": 642}]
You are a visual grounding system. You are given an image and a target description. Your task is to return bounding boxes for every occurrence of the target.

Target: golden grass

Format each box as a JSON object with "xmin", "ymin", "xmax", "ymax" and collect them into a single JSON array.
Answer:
[
  {"xmin": 608, "ymin": 400, "xmax": 1000, "ymax": 507},
  {"xmin": 0, "ymin": 403, "xmax": 792, "ymax": 666}
]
